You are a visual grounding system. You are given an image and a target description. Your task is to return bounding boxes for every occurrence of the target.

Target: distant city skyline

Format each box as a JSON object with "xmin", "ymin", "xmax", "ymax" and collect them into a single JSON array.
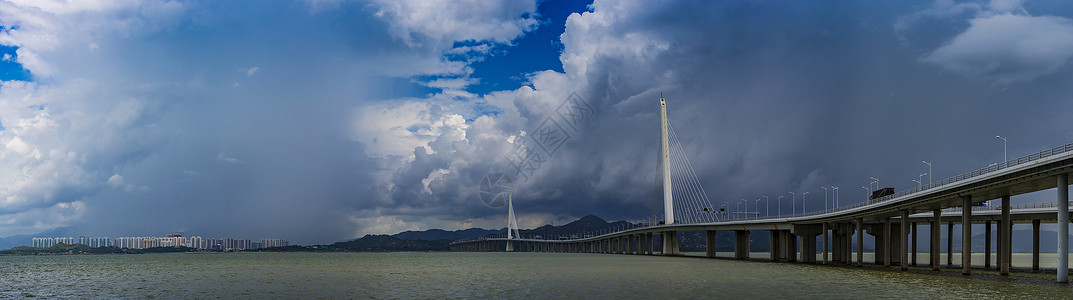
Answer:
[{"xmin": 31, "ymin": 233, "xmax": 288, "ymax": 250}]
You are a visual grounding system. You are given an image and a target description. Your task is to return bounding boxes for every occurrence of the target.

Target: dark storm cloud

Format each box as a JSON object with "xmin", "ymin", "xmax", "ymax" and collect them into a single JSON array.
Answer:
[{"xmin": 402, "ymin": 0, "xmax": 1073, "ymax": 229}]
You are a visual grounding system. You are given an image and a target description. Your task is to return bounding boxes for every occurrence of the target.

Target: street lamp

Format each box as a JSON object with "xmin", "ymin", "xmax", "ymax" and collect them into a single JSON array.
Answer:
[
  {"xmin": 912, "ymin": 179, "xmax": 921, "ymax": 188},
  {"xmin": 821, "ymin": 186, "xmax": 828, "ymax": 211},
  {"xmin": 777, "ymin": 195, "xmax": 783, "ymax": 216},
  {"xmin": 789, "ymin": 192, "xmax": 795, "ymax": 215},
  {"xmin": 862, "ymin": 186, "xmax": 869, "ymax": 201},
  {"xmin": 832, "ymin": 186, "xmax": 839, "ymax": 207},
  {"xmin": 995, "ymin": 136, "xmax": 1007, "ymax": 163},
  {"xmin": 738, "ymin": 199, "xmax": 745, "ymax": 219},
  {"xmin": 922, "ymin": 161, "xmax": 932, "ymax": 184},
  {"xmin": 802, "ymin": 192, "xmax": 809, "ymax": 213},
  {"xmin": 755, "ymin": 198, "xmax": 761, "ymax": 219},
  {"xmin": 762, "ymin": 195, "xmax": 769, "ymax": 217},
  {"xmin": 918, "ymin": 173, "xmax": 927, "ymax": 189},
  {"xmin": 870, "ymin": 177, "xmax": 879, "ymax": 190},
  {"xmin": 724, "ymin": 201, "xmax": 729, "ymax": 220}
]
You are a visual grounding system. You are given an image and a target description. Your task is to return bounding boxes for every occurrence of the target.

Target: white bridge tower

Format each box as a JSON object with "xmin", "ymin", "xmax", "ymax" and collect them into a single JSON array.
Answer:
[
  {"xmin": 660, "ymin": 96, "xmax": 680, "ymax": 255},
  {"xmin": 505, "ymin": 190, "xmax": 521, "ymax": 251}
]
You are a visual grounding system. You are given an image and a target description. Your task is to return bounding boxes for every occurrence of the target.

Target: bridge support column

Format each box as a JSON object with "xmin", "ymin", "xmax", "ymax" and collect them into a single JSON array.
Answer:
[
  {"xmin": 842, "ymin": 223, "xmax": 851, "ymax": 264},
  {"xmin": 1033, "ymin": 219, "xmax": 1041, "ymax": 270},
  {"xmin": 985, "ymin": 220, "xmax": 991, "ymax": 269},
  {"xmin": 932, "ymin": 209, "xmax": 941, "ymax": 270},
  {"xmin": 884, "ymin": 218, "xmax": 892, "ymax": 267},
  {"xmin": 912, "ymin": 222, "xmax": 918, "ymax": 266},
  {"xmin": 901, "ymin": 211, "xmax": 909, "ymax": 270},
  {"xmin": 769, "ymin": 231, "xmax": 779, "ymax": 261},
  {"xmin": 856, "ymin": 218, "xmax": 864, "ymax": 267},
  {"xmin": 962, "ymin": 196, "xmax": 972, "ymax": 275},
  {"xmin": 506, "ymin": 240, "xmax": 514, "ymax": 252},
  {"xmin": 706, "ymin": 230, "xmax": 717, "ymax": 258},
  {"xmin": 830, "ymin": 228, "xmax": 839, "ymax": 262},
  {"xmin": 780, "ymin": 231, "xmax": 798, "ymax": 262},
  {"xmin": 801, "ymin": 232, "xmax": 816, "ymax": 263},
  {"xmin": 1001, "ymin": 195, "xmax": 1011, "ymax": 276},
  {"xmin": 734, "ymin": 230, "xmax": 750, "ymax": 259},
  {"xmin": 646, "ymin": 233, "xmax": 654, "ymax": 255},
  {"xmin": 1057, "ymin": 174, "xmax": 1069, "ymax": 283},
  {"xmin": 947, "ymin": 221, "xmax": 954, "ymax": 267},
  {"xmin": 823, "ymin": 223, "xmax": 829, "ymax": 264},
  {"xmin": 662, "ymin": 231, "xmax": 680, "ymax": 255}
]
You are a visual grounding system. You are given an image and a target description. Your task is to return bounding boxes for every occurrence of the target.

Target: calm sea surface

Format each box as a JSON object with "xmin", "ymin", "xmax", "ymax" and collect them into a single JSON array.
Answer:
[{"xmin": 3, "ymin": 252, "xmax": 1073, "ymax": 299}]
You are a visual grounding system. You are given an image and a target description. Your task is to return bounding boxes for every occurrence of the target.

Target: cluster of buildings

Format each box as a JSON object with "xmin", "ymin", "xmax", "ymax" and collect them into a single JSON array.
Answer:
[
  {"xmin": 32, "ymin": 233, "xmax": 288, "ymax": 250},
  {"xmin": 32, "ymin": 236, "xmax": 113, "ymax": 248}
]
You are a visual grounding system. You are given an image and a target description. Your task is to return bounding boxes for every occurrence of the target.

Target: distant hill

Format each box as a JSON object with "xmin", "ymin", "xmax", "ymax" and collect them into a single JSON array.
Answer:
[
  {"xmin": 329, "ymin": 234, "xmax": 450, "ymax": 251},
  {"xmin": 0, "ymin": 226, "xmax": 78, "ymax": 249},
  {"xmin": 393, "ymin": 228, "xmax": 499, "ymax": 241}
]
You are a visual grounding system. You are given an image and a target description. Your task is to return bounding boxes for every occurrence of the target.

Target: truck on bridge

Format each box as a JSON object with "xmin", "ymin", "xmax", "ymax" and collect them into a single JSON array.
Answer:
[{"xmin": 870, "ymin": 187, "xmax": 894, "ymax": 200}]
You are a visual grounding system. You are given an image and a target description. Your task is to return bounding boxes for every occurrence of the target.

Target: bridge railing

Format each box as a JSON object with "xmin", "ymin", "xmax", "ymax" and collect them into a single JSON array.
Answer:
[{"xmin": 763, "ymin": 141, "xmax": 1073, "ymax": 220}]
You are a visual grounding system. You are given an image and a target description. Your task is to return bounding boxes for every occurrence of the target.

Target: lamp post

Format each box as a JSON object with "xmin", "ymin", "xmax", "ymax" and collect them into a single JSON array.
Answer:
[
  {"xmin": 918, "ymin": 173, "xmax": 927, "ymax": 189},
  {"xmin": 755, "ymin": 198, "xmax": 761, "ymax": 219},
  {"xmin": 922, "ymin": 161, "xmax": 932, "ymax": 184},
  {"xmin": 738, "ymin": 199, "xmax": 745, "ymax": 220},
  {"xmin": 913, "ymin": 179, "xmax": 921, "ymax": 188},
  {"xmin": 821, "ymin": 186, "xmax": 829, "ymax": 211},
  {"xmin": 802, "ymin": 192, "xmax": 809, "ymax": 213},
  {"xmin": 862, "ymin": 186, "xmax": 869, "ymax": 201},
  {"xmin": 762, "ymin": 195, "xmax": 769, "ymax": 217},
  {"xmin": 789, "ymin": 192, "xmax": 795, "ymax": 215},
  {"xmin": 832, "ymin": 186, "xmax": 839, "ymax": 207},
  {"xmin": 995, "ymin": 136, "xmax": 1007, "ymax": 162},
  {"xmin": 870, "ymin": 177, "xmax": 879, "ymax": 190},
  {"xmin": 777, "ymin": 195, "xmax": 783, "ymax": 216}
]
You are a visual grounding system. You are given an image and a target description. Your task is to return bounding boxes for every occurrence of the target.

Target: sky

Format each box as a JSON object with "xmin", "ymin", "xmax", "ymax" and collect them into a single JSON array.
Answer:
[{"xmin": 1, "ymin": 0, "xmax": 1073, "ymax": 245}]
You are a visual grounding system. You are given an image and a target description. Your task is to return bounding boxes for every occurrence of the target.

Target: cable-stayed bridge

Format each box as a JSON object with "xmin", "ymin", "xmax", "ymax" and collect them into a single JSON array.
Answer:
[{"xmin": 452, "ymin": 97, "xmax": 1073, "ymax": 283}]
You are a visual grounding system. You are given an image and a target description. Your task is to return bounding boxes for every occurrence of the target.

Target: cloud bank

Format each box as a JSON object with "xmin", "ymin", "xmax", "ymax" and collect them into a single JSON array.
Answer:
[{"xmin": 2, "ymin": 0, "xmax": 1073, "ymax": 245}]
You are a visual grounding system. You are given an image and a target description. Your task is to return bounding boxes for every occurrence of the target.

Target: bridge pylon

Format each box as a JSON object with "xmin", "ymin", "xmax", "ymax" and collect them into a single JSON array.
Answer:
[
  {"xmin": 660, "ymin": 95, "xmax": 681, "ymax": 255},
  {"xmin": 505, "ymin": 189, "xmax": 520, "ymax": 252}
]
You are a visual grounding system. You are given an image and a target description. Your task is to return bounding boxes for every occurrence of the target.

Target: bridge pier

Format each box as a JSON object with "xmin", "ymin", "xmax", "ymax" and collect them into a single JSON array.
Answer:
[
  {"xmin": 1001, "ymin": 195, "xmax": 1011, "ymax": 276},
  {"xmin": 947, "ymin": 221, "xmax": 954, "ymax": 267},
  {"xmin": 985, "ymin": 220, "xmax": 991, "ymax": 269},
  {"xmin": 866, "ymin": 221, "xmax": 902, "ymax": 266},
  {"xmin": 962, "ymin": 196, "xmax": 972, "ymax": 275},
  {"xmin": 734, "ymin": 230, "xmax": 750, "ymax": 259},
  {"xmin": 769, "ymin": 231, "xmax": 778, "ymax": 261},
  {"xmin": 1057, "ymin": 173, "xmax": 1069, "ymax": 283},
  {"xmin": 778, "ymin": 230, "xmax": 796, "ymax": 262},
  {"xmin": 706, "ymin": 230, "xmax": 717, "ymax": 258},
  {"xmin": 823, "ymin": 223, "xmax": 829, "ymax": 264},
  {"xmin": 856, "ymin": 218, "xmax": 864, "ymax": 267},
  {"xmin": 662, "ymin": 231, "xmax": 680, "ymax": 255},
  {"xmin": 932, "ymin": 209, "xmax": 941, "ymax": 270},
  {"xmin": 1033, "ymin": 219, "xmax": 1041, "ymax": 270},
  {"xmin": 842, "ymin": 223, "xmax": 851, "ymax": 264},
  {"xmin": 901, "ymin": 210, "xmax": 909, "ymax": 270},
  {"xmin": 912, "ymin": 222, "xmax": 918, "ymax": 266},
  {"xmin": 646, "ymin": 233, "xmax": 654, "ymax": 255},
  {"xmin": 884, "ymin": 218, "xmax": 892, "ymax": 267}
]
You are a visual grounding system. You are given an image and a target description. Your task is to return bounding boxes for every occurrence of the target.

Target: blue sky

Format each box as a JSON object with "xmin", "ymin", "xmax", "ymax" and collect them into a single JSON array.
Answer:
[
  {"xmin": 0, "ymin": 44, "xmax": 28, "ymax": 81},
  {"xmin": 463, "ymin": 0, "xmax": 592, "ymax": 95},
  {"xmin": 1, "ymin": 0, "xmax": 1073, "ymax": 246}
]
